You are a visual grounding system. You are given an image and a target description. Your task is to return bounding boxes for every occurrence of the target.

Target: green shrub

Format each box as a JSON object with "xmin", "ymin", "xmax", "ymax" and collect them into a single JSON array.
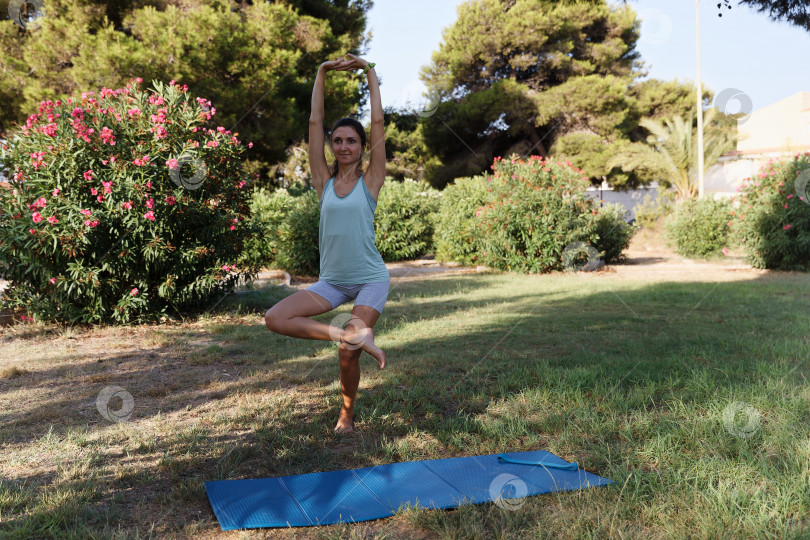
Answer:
[
  {"xmin": 589, "ymin": 203, "xmax": 638, "ymax": 264},
  {"xmin": 238, "ymin": 187, "xmax": 296, "ymax": 270},
  {"xmin": 730, "ymin": 153, "xmax": 810, "ymax": 270},
  {"xmin": 375, "ymin": 178, "xmax": 441, "ymax": 261},
  {"xmin": 273, "ymin": 189, "xmax": 320, "ymax": 277},
  {"xmin": 432, "ymin": 175, "xmax": 490, "ymax": 266},
  {"xmin": 664, "ymin": 196, "xmax": 733, "ymax": 259},
  {"xmin": 0, "ymin": 79, "xmax": 257, "ymax": 324},
  {"xmin": 474, "ymin": 155, "xmax": 600, "ymax": 273}
]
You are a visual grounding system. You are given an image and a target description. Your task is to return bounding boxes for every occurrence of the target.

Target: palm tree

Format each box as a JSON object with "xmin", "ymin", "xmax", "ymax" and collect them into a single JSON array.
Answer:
[{"xmin": 608, "ymin": 108, "xmax": 735, "ymax": 201}]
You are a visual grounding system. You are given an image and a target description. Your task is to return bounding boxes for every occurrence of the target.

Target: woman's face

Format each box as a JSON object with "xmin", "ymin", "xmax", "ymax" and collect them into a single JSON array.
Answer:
[{"xmin": 331, "ymin": 126, "xmax": 363, "ymax": 170}]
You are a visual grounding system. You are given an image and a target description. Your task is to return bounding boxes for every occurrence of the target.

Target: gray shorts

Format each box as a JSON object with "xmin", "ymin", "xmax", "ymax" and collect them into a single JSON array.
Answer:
[{"xmin": 304, "ymin": 279, "xmax": 390, "ymax": 315}]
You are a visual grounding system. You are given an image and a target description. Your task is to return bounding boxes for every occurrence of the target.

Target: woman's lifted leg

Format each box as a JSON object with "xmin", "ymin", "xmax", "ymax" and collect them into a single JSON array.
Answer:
[{"xmin": 264, "ymin": 291, "xmax": 386, "ymax": 369}]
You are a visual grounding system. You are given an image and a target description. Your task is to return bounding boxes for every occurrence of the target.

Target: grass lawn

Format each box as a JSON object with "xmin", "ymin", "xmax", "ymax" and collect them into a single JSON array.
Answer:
[{"xmin": 1, "ymin": 264, "xmax": 809, "ymax": 539}]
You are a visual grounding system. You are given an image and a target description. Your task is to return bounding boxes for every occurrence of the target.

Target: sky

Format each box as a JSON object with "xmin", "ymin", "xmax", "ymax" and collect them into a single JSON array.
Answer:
[{"xmin": 365, "ymin": 0, "xmax": 810, "ymax": 117}]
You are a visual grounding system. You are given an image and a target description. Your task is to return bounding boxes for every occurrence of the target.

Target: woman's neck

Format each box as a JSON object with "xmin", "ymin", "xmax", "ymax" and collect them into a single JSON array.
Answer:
[{"xmin": 335, "ymin": 168, "xmax": 361, "ymax": 183}]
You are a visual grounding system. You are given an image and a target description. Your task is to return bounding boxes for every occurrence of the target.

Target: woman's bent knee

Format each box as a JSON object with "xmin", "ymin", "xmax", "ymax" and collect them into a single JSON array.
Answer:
[{"xmin": 265, "ymin": 308, "xmax": 284, "ymax": 332}]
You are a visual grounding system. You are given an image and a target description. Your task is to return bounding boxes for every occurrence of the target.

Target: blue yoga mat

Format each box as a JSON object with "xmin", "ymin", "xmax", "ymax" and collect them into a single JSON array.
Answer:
[{"xmin": 205, "ymin": 450, "xmax": 613, "ymax": 530}]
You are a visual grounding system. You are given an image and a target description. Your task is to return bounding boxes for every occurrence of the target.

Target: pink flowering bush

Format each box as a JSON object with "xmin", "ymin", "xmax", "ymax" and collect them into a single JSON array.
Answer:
[
  {"xmin": 729, "ymin": 153, "xmax": 810, "ymax": 270},
  {"xmin": 471, "ymin": 155, "xmax": 618, "ymax": 273},
  {"xmin": 0, "ymin": 78, "xmax": 260, "ymax": 324}
]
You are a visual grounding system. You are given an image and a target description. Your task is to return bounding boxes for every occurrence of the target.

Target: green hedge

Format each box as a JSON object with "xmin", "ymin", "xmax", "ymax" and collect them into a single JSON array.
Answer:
[
  {"xmin": 432, "ymin": 175, "xmax": 490, "ymax": 266},
  {"xmin": 375, "ymin": 179, "xmax": 441, "ymax": 261},
  {"xmin": 590, "ymin": 203, "xmax": 638, "ymax": 264},
  {"xmin": 665, "ymin": 197, "xmax": 733, "ymax": 259},
  {"xmin": 238, "ymin": 187, "xmax": 295, "ymax": 270}
]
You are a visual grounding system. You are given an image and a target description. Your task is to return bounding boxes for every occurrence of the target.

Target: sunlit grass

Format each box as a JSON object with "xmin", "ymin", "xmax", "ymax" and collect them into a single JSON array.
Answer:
[{"xmin": 1, "ymin": 269, "xmax": 809, "ymax": 538}]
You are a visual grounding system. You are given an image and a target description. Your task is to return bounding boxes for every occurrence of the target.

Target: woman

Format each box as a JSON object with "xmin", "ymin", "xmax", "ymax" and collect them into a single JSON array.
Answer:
[{"xmin": 264, "ymin": 53, "xmax": 389, "ymax": 434}]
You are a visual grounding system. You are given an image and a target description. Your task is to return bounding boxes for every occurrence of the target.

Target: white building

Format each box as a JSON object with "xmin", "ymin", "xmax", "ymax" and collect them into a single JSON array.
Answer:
[{"xmin": 705, "ymin": 91, "xmax": 810, "ymax": 196}]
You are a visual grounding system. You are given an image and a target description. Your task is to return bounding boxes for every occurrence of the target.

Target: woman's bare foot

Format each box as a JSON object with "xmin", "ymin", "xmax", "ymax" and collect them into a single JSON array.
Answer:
[
  {"xmin": 334, "ymin": 410, "xmax": 354, "ymax": 433},
  {"xmin": 341, "ymin": 326, "xmax": 385, "ymax": 370},
  {"xmin": 361, "ymin": 330, "xmax": 385, "ymax": 370}
]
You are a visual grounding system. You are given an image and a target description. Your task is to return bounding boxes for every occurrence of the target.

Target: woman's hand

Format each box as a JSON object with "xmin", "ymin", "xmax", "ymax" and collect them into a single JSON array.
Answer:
[
  {"xmin": 319, "ymin": 57, "xmax": 354, "ymax": 73},
  {"xmin": 338, "ymin": 53, "xmax": 370, "ymax": 72}
]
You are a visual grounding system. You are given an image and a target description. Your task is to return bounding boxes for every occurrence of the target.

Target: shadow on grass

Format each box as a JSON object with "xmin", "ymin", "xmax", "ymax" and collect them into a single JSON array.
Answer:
[{"xmin": 1, "ymin": 270, "xmax": 810, "ymax": 537}]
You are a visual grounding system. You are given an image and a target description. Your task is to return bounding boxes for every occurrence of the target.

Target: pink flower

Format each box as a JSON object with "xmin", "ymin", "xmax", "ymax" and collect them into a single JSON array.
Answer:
[
  {"xmin": 28, "ymin": 197, "xmax": 47, "ymax": 210},
  {"xmin": 32, "ymin": 212, "xmax": 43, "ymax": 223},
  {"xmin": 130, "ymin": 288, "xmax": 138, "ymax": 296},
  {"xmin": 237, "ymin": 180, "xmax": 246, "ymax": 189},
  {"xmin": 722, "ymin": 248, "xmax": 729, "ymax": 256},
  {"xmin": 100, "ymin": 126, "xmax": 116, "ymax": 145},
  {"xmin": 207, "ymin": 140, "xmax": 219, "ymax": 148},
  {"xmin": 229, "ymin": 225, "xmax": 236, "ymax": 230},
  {"xmin": 84, "ymin": 220, "xmax": 92, "ymax": 226},
  {"xmin": 787, "ymin": 194, "xmax": 794, "ymax": 199},
  {"xmin": 248, "ymin": 142, "xmax": 253, "ymax": 148},
  {"xmin": 166, "ymin": 158, "xmax": 179, "ymax": 170},
  {"xmin": 165, "ymin": 196, "xmax": 176, "ymax": 205},
  {"xmin": 49, "ymin": 278, "xmax": 56, "ymax": 284},
  {"xmin": 146, "ymin": 181, "xmax": 152, "ymax": 189},
  {"xmin": 784, "ymin": 224, "xmax": 792, "ymax": 230},
  {"xmin": 80, "ymin": 209, "xmax": 91, "ymax": 217},
  {"xmin": 97, "ymin": 195, "xmax": 105, "ymax": 203},
  {"xmin": 143, "ymin": 211, "xmax": 155, "ymax": 221},
  {"xmin": 29, "ymin": 228, "xmax": 35, "ymax": 234},
  {"xmin": 121, "ymin": 201, "xmax": 133, "ymax": 210},
  {"xmin": 90, "ymin": 187, "xmax": 98, "ymax": 195},
  {"xmin": 46, "ymin": 215, "xmax": 59, "ymax": 225},
  {"xmin": 102, "ymin": 181, "xmax": 113, "ymax": 194},
  {"xmin": 52, "ymin": 188, "xmax": 60, "ymax": 196},
  {"xmin": 84, "ymin": 170, "xmax": 93, "ymax": 181},
  {"xmin": 222, "ymin": 265, "xmax": 231, "ymax": 272},
  {"xmin": 784, "ymin": 204, "xmax": 789, "ymax": 208},
  {"xmin": 146, "ymin": 198, "xmax": 155, "ymax": 209}
]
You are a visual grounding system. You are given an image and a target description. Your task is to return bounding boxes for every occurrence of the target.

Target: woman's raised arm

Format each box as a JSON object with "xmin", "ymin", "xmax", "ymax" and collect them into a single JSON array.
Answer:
[
  {"xmin": 308, "ymin": 64, "xmax": 331, "ymax": 192},
  {"xmin": 309, "ymin": 59, "xmax": 349, "ymax": 192},
  {"xmin": 346, "ymin": 54, "xmax": 385, "ymax": 189}
]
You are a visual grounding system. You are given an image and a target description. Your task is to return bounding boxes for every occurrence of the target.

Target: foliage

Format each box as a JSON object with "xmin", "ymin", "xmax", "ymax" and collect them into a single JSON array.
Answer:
[
  {"xmin": 272, "ymin": 189, "xmax": 321, "ymax": 276},
  {"xmin": 473, "ymin": 155, "xmax": 603, "ymax": 273},
  {"xmin": 664, "ymin": 197, "xmax": 734, "ymax": 259},
  {"xmin": 432, "ymin": 175, "xmax": 491, "ymax": 266},
  {"xmin": 0, "ymin": 0, "xmax": 371, "ymax": 187},
  {"xmin": 374, "ymin": 178, "xmax": 441, "ymax": 261},
  {"xmin": 731, "ymin": 0, "xmax": 810, "ymax": 31},
  {"xmin": 0, "ymin": 79, "xmax": 257, "ymax": 324},
  {"xmin": 589, "ymin": 203, "xmax": 639, "ymax": 264},
  {"xmin": 412, "ymin": 0, "xmax": 729, "ymax": 189},
  {"xmin": 634, "ymin": 191, "xmax": 675, "ymax": 228},
  {"xmin": 729, "ymin": 153, "xmax": 810, "ymax": 270},
  {"xmin": 383, "ymin": 108, "xmax": 441, "ymax": 181},
  {"xmin": 607, "ymin": 108, "xmax": 736, "ymax": 201},
  {"xmin": 237, "ymin": 187, "xmax": 296, "ymax": 271}
]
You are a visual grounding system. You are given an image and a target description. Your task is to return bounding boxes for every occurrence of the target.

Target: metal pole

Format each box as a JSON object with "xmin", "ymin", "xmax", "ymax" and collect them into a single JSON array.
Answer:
[{"xmin": 696, "ymin": 0, "xmax": 705, "ymax": 198}]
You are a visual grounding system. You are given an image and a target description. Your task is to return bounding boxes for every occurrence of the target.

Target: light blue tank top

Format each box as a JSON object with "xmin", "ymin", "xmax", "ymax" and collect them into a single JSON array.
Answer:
[{"xmin": 317, "ymin": 174, "xmax": 390, "ymax": 284}]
